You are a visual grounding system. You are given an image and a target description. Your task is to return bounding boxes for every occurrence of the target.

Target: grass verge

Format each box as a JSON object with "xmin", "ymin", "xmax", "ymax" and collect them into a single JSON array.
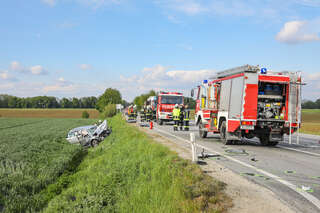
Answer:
[
  {"xmin": 0, "ymin": 118, "xmax": 96, "ymax": 212},
  {"xmin": 43, "ymin": 114, "xmax": 231, "ymax": 213}
]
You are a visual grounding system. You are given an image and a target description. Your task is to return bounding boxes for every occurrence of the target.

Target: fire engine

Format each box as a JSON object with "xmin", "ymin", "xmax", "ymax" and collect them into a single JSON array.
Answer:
[
  {"xmin": 156, "ymin": 91, "xmax": 184, "ymax": 125},
  {"xmin": 146, "ymin": 96, "xmax": 157, "ymax": 120},
  {"xmin": 192, "ymin": 65, "xmax": 302, "ymax": 146}
]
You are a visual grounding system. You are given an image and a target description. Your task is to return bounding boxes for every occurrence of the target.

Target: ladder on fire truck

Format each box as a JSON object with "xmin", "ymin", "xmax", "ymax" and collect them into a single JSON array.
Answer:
[{"xmin": 210, "ymin": 64, "xmax": 260, "ymax": 80}]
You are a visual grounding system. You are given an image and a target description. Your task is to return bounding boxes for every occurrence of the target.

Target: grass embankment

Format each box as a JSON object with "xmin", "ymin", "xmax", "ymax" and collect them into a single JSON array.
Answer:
[
  {"xmin": 0, "ymin": 118, "xmax": 96, "ymax": 212},
  {"xmin": 0, "ymin": 108, "xmax": 99, "ymax": 119},
  {"xmin": 301, "ymin": 109, "xmax": 320, "ymax": 135},
  {"xmin": 43, "ymin": 115, "xmax": 231, "ymax": 213}
]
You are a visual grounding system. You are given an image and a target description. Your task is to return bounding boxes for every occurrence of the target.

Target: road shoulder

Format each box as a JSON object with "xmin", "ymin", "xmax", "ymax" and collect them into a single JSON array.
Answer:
[{"xmin": 140, "ymin": 126, "xmax": 295, "ymax": 213}]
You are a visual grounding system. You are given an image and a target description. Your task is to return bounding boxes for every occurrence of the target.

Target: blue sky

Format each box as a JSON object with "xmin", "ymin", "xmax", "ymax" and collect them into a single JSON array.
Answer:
[{"xmin": 0, "ymin": 0, "xmax": 320, "ymax": 101}]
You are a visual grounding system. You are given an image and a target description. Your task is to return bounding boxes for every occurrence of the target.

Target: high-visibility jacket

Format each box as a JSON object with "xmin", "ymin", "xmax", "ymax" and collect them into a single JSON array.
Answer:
[
  {"xmin": 172, "ymin": 108, "xmax": 180, "ymax": 120},
  {"xmin": 184, "ymin": 110, "xmax": 190, "ymax": 121}
]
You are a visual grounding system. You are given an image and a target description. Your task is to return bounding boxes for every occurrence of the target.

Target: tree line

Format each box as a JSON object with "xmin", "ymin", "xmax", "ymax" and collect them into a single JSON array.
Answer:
[
  {"xmin": 0, "ymin": 94, "xmax": 97, "ymax": 109},
  {"xmin": 302, "ymin": 99, "xmax": 320, "ymax": 109}
]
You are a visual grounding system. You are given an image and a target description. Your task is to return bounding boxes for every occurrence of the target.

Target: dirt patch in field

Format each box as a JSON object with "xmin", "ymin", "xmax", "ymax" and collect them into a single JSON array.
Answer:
[
  {"xmin": 140, "ymin": 127, "xmax": 295, "ymax": 213},
  {"xmin": 0, "ymin": 109, "xmax": 99, "ymax": 118}
]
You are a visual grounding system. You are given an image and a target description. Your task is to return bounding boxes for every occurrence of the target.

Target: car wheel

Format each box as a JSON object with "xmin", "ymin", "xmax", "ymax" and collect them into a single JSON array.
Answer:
[{"xmin": 91, "ymin": 139, "xmax": 99, "ymax": 147}]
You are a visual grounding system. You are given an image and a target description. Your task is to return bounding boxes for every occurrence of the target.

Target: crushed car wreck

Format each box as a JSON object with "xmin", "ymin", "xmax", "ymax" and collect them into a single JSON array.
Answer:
[{"xmin": 66, "ymin": 120, "xmax": 112, "ymax": 147}]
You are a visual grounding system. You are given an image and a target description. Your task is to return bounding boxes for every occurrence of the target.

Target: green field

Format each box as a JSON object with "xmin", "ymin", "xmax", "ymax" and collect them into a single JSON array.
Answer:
[
  {"xmin": 0, "ymin": 118, "xmax": 96, "ymax": 212},
  {"xmin": 301, "ymin": 109, "xmax": 320, "ymax": 135},
  {"xmin": 0, "ymin": 115, "xmax": 230, "ymax": 212}
]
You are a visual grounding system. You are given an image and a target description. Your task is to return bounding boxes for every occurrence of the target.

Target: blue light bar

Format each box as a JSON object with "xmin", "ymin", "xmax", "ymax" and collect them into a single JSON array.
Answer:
[
  {"xmin": 203, "ymin": 79, "xmax": 208, "ymax": 84},
  {"xmin": 261, "ymin": 68, "xmax": 267, "ymax": 74}
]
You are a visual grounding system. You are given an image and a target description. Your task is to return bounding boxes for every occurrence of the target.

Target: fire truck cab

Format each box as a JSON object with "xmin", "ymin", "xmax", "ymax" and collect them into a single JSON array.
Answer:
[
  {"xmin": 156, "ymin": 91, "xmax": 184, "ymax": 125},
  {"xmin": 192, "ymin": 65, "xmax": 302, "ymax": 146}
]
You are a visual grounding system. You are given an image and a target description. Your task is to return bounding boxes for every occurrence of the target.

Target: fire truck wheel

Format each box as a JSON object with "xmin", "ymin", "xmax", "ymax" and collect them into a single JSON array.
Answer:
[
  {"xmin": 157, "ymin": 119, "xmax": 163, "ymax": 125},
  {"xmin": 268, "ymin": 141, "xmax": 279, "ymax": 146},
  {"xmin": 258, "ymin": 134, "xmax": 270, "ymax": 146},
  {"xmin": 220, "ymin": 121, "xmax": 232, "ymax": 145},
  {"xmin": 199, "ymin": 120, "xmax": 207, "ymax": 138}
]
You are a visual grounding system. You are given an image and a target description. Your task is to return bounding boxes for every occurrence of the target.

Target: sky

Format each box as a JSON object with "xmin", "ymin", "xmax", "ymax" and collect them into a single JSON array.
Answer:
[{"xmin": 0, "ymin": 0, "xmax": 320, "ymax": 101}]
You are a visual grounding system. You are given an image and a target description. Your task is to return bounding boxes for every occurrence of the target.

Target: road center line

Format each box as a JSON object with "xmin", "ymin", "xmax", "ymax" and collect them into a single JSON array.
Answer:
[{"xmin": 153, "ymin": 127, "xmax": 320, "ymax": 211}]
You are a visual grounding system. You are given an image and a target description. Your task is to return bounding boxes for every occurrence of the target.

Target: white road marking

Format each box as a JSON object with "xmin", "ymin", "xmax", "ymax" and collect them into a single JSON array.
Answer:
[
  {"xmin": 153, "ymin": 127, "xmax": 320, "ymax": 211},
  {"xmin": 278, "ymin": 146, "xmax": 320, "ymax": 157}
]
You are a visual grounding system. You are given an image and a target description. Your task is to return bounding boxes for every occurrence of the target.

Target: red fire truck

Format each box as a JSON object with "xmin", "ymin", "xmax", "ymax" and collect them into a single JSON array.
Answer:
[
  {"xmin": 156, "ymin": 91, "xmax": 184, "ymax": 125},
  {"xmin": 192, "ymin": 65, "xmax": 302, "ymax": 146}
]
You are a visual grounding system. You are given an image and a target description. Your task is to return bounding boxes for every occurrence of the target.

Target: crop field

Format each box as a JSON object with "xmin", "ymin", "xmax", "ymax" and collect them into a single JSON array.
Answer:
[
  {"xmin": 0, "ymin": 118, "xmax": 96, "ymax": 212},
  {"xmin": 301, "ymin": 109, "xmax": 320, "ymax": 135},
  {"xmin": 0, "ymin": 108, "xmax": 99, "ymax": 119}
]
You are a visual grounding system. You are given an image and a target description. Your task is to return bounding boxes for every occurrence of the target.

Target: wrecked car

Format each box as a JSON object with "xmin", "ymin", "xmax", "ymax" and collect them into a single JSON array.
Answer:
[{"xmin": 66, "ymin": 120, "xmax": 111, "ymax": 147}]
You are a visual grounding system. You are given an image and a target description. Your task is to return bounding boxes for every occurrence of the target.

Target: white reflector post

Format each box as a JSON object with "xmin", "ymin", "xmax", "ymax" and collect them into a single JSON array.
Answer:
[{"xmin": 190, "ymin": 133, "xmax": 197, "ymax": 162}]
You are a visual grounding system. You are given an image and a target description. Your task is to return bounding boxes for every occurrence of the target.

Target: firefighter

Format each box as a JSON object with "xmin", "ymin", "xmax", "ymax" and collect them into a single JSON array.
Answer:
[
  {"xmin": 133, "ymin": 105, "xmax": 137, "ymax": 119},
  {"xmin": 140, "ymin": 107, "xmax": 146, "ymax": 122},
  {"xmin": 183, "ymin": 104, "xmax": 190, "ymax": 131},
  {"xmin": 172, "ymin": 104, "xmax": 180, "ymax": 131},
  {"xmin": 179, "ymin": 104, "xmax": 185, "ymax": 131},
  {"xmin": 127, "ymin": 105, "xmax": 132, "ymax": 120},
  {"xmin": 146, "ymin": 106, "xmax": 151, "ymax": 122}
]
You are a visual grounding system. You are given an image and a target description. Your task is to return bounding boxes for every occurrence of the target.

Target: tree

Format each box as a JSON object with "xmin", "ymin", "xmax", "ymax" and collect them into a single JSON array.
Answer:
[
  {"xmin": 60, "ymin": 98, "xmax": 72, "ymax": 108},
  {"xmin": 72, "ymin": 97, "xmax": 80, "ymax": 108},
  {"xmin": 96, "ymin": 88, "xmax": 122, "ymax": 112},
  {"xmin": 302, "ymin": 100, "xmax": 317, "ymax": 109},
  {"xmin": 133, "ymin": 90, "xmax": 156, "ymax": 109}
]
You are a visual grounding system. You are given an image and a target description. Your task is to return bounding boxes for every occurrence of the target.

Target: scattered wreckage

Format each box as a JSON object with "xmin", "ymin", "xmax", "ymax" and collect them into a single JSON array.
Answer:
[{"xmin": 66, "ymin": 120, "xmax": 112, "ymax": 147}]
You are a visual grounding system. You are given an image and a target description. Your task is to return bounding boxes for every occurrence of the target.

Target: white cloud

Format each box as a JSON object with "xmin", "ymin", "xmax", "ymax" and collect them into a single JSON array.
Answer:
[
  {"xmin": 30, "ymin": 65, "xmax": 48, "ymax": 75},
  {"xmin": 118, "ymin": 65, "xmax": 215, "ymax": 100},
  {"xmin": 9, "ymin": 61, "xmax": 49, "ymax": 75},
  {"xmin": 0, "ymin": 71, "xmax": 17, "ymax": 81},
  {"xmin": 10, "ymin": 61, "xmax": 24, "ymax": 72},
  {"xmin": 276, "ymin": 20, "xmax": 320, "ymax": 44},
  {"xmin": 42, "ymin": 0, "xmax": 56, "ymax": 7},
  {"xmin": 79, "ymin": 64, "xmax": 93, "ymax": 71},
  {"xmin": 156, "ymin": 0, "xmax": 320, "ymax": 24}
]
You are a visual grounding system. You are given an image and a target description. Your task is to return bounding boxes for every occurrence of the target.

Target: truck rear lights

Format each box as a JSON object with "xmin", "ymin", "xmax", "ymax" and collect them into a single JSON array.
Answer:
[{"xmin": 241, "ymin": 121, "xmax": 254, "ymax": 125}]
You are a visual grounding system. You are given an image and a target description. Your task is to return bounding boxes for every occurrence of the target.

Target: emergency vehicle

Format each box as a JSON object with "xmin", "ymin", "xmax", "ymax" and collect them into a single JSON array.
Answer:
[
  {"xmin": 156, "ymin": 91, "xmax": 184, "ymax": 125},
  {"xmin": 192, "ymin": 65, "xmax": 302, "ymax": 146},
  {"xmin": 146, "ymin": 96, "xmax": 157, "ymax": 120}
]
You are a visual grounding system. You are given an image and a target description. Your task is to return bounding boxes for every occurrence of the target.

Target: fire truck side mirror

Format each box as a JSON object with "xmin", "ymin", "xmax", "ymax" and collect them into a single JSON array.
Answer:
[{"xmin": 191, "ymin": 89, "xmax": 194, "ymax": 97}]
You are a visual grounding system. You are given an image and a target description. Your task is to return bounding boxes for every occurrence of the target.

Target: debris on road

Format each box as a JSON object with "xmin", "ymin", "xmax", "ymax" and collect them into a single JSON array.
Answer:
[
  {"xmin": 225, "ymin": 148, "xmax": 248, "ymax": 156},
  {"xmin": 251, "ymin": 157, "xmax": 259, "ymax": 162},
  {"xmin": 284, "ymin": 170, "xmax": 296, "ymax": 174},
  {"xmin": 300, "ymin": 186, "xmax": 314, "ymax": 193}
]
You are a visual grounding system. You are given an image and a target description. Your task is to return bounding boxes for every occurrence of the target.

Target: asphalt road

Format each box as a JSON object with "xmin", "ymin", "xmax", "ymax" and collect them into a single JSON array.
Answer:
[{"xmin": 149, "ymin": 120, "xmax": 320, "ymax": 213}]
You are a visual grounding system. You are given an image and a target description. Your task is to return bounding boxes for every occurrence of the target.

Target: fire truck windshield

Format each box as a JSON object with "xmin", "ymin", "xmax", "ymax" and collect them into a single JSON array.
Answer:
[{"xmin": 161, "ymin": 96, "xmax": 183, "ymax": 104}]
